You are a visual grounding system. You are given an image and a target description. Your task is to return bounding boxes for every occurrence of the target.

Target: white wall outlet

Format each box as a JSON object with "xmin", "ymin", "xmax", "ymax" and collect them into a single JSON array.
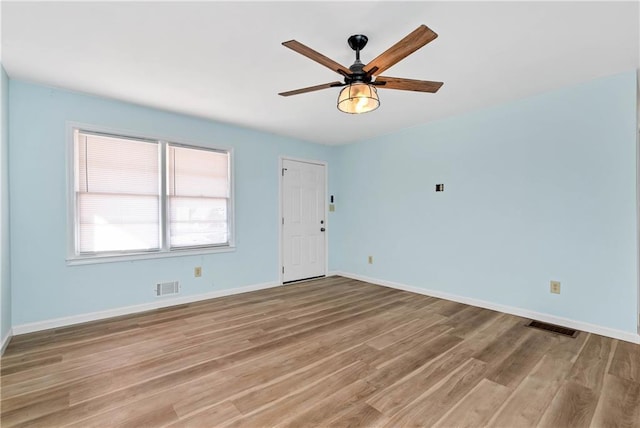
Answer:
[
  {"xmin": 194, "ymin": 267, "xmax": 202, "ymax": 277},
  {"xmin": 368, "ymin": 256, "xmax": 373, "ymax": 264},
  {"xmin": 550, "ymin": 280, "xmax": 561, "ymax": 294}
]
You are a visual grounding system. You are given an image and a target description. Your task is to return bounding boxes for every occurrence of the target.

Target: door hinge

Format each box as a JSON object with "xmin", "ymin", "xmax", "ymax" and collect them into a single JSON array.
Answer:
[
  {"xmin": 282, "ymin": 266, "xmax": 285, "ymax": 274},
  {"xmin": 282, "ymin": 167, "xmax": 287, "ymax": 176},
  {"xmin": 282, "ymin": 217, "xmax": 284, "ymax": 225}
]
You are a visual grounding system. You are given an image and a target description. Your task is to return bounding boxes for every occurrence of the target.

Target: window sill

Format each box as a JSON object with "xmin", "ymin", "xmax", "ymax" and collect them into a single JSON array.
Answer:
[{"xmin": 66, "ymin": 245, "xmax": 236, "ymax": 266}]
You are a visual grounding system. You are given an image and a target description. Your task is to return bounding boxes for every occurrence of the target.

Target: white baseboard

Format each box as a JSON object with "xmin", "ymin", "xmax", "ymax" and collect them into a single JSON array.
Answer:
[
  {"xmin": 336, "ymin": 271, "xmax": 640, "ymax": 345},
  {"xmin": 1, "ymin": 328, "xmax": 12, "ymax": 355},
  {"xmin": 10, "ymin": 273, "xmax": 640, "ymax": 345},
  {"xmin": 12, "ymin": 281, "xmax": 281, "ymax": 336}
]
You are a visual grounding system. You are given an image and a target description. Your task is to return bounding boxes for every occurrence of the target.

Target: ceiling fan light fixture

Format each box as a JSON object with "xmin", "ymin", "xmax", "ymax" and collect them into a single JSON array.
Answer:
[{"xmin": 337, "ymin": 83, "xmax": 380, "ymax": 114}]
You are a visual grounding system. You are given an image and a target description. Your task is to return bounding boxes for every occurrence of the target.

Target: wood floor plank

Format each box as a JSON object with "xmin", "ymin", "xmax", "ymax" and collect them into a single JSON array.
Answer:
[
  {"xmin": 545, "ymin": 328, "xmax": 588, "ymax": 362},
  {"xmin": 537, "ymin": 381, "xmax": 599, "ymax": 428},
  {"xmin": 1, "ymin": 276, "xmax": 637, "ymax": 428},
  {"xmin": 324, "ymin": 402, "xmax": 388, "ymax": 428},
  {"xmin": 381, "ymin": 358, "xmax": 488, "ymax": 427},
  {"xmin": 280, "ymin": 379, "xmax": 377, "ymax": 427},
  {"xmin": 430, "ymin": 299, "xmax": 469, "ymax": 317},
  {"xmin": 609, "ymin": 340, "xmax": 640, "ymax": 383},
  {"xmin": 590, "ymin": 374, "xmax": 640, "ymax": 428},
  {"xmin": 172, "ymin": 313, "xmax": 408, "ymax": 420},
  {"xmin": 230, "ymin": 344, "xmax": 376, "ymax": 415},
  {"xmin": 68, "ymin": 402, "xmax": 180, "ymax": 428},
  {"xmin": 2, "ymin": 335, "xmax": 176, "ymax": 391},
  {"xmin": 568, "ymin": 333, "xmax": 614, "ymax": 392},
  {"xmin": 4, "ymin": 367, "xmax": 233, "ymax": 426},
  {"xmin": 362, "ymin": 323, "xmax": 454, "ymax": 369},
  {"xmin": 67, "ymin": 336, "xmax": 255, "ymax": 404},
  {"xmin": 485, "ymin": 328, "xmax": 552, "ymax": 388},
  {"xmin": 221, "ymin": 309, "xmax": 409, "ymax": 384},
  {"xmin": 473, "ymin": 320, "xmax": 533, "ymax": 364},
  {"xmin": 0, "ymin": 355, "xmax": 63, "ymax": 376},
  {"xmin": 487, "ymin": 355, "xmax": 572, "ymax": 427},
  {"xmin": 166, "ymin": 401, "xmax": 242, "ymax": 427},
  {"xmin": 365, "ymin": 333, "xmax": 463, "ymax": 393},
  {"xmin": 365, "ymin": 312, "xmax": 521, "ymax": 417},
  {"xmin": 0, "ymin": 390, "xmax": 70, "ymax": 427},
  {"xmin": 243, "ymin": 293, "xmax": 409, "ymax": 347},
  {"xmin": 366, "ymin": 337, "xmax": 475, "ymax": 415},
  {"xmin": 432, "ymin": 378, "xmax": 511, "ymax": 428},
  {"xmin": 365, "ymin": 316, "xmax": 443, "ymax": 350},
  {"xmin": 446, "ymin": 307, "xmax": 502, "ymax": 339},
  {"xmin": 223, "ymin": 361, "xmax": 374, "ymax": 427}
]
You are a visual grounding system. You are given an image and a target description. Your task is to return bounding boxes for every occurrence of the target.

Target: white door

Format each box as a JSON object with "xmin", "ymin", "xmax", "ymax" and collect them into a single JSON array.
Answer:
[{"xmin": 281, "ymin": 159, "xmax": 326, "ymax": 283}]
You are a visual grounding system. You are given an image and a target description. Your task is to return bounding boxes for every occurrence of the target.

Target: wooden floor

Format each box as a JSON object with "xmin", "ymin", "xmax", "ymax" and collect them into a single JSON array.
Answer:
[{"xmin": 1, "ymin": 276, "xmax": 639, "ymax": 427}]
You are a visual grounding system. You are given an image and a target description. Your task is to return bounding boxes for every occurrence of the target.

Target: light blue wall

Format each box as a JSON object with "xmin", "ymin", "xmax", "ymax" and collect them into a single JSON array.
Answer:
[
  {"xmin": 332, "ymin": 71, "xmax": 638, "ymax": 334},
  {"xmin": 8, "ymin": 71, "xmax": 639, "ymax": 335},
  {"xmin": 9, "ymin": 81, "xmax": 336, "ymax": 326},
  {"xmin": 1, "ymin": 66, "xmax": 11, "ymax": 341}
]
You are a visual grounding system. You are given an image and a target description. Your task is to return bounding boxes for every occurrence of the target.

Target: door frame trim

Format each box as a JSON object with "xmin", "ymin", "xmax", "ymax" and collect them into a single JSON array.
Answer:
[
  {"xmin": 636, "ymin": 126, "xmax": 639, "ymax": 334},
  {"xmin": 278, "ymin": 156, "xmax": 329, "ymax": 285}
]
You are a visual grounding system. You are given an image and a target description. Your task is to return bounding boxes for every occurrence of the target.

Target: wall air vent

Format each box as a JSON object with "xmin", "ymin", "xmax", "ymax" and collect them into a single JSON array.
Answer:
[
  {"xmin": 156, "ymin": 281, "xmax": 180, "ymax": 297},
  {"xmin": 526, "ymin": 320, "xmax": 578, "ymax": 338}
]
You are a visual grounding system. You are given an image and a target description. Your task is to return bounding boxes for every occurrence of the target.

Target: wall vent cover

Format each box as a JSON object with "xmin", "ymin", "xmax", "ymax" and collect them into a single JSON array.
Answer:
[
  {"xmin": 156, "ymin": 281, "xmax": 180, "ymax": 297},
  {"xmin": 526, "ymin": 320, "xmax": 578, "ymax": 338}
]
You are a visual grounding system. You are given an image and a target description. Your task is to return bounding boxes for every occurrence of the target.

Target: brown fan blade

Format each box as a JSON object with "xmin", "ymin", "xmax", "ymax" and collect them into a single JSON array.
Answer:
[
  {"xmin": 363, "ymin": 25, "xmax": 438, "ymax": 76},
  {"xmin": 282, "ymin": 40, "xmax": 352, "ymax": 76},
  {"xmin": 374, "ymin": 76, "xmax": 443, "ymax": 93},
  {"xmin": 279, "ymin": 81, "xmax": 344, "ymax": 97}
]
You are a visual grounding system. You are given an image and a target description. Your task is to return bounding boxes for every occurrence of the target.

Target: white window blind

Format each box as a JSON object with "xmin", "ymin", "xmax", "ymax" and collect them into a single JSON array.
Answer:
[
  {"xmin": 75, "ymin": 131, "xmax": 160, "ymax": 253},
  {"xmin": 70, "ymin": 127, "xmax": 233, "ymax": 261},
  {"xmin": 167, "ymin": 145, "xmax": 230, "ymax": 248}
]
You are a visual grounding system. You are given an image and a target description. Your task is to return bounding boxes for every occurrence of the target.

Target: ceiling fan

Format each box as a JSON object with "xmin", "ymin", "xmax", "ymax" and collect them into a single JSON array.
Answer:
[{"xmin": 279, "ymin": 25, "xmax": 443, "ymax": 114}]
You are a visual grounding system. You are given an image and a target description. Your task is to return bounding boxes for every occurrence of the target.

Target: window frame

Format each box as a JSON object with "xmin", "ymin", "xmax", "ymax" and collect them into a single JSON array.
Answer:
[{"xmin": 66, "ymin": 122, "xmax": 235, "ymax": 265}]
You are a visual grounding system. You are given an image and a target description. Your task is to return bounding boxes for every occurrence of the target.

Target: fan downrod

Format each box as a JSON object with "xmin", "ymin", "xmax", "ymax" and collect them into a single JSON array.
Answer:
[{"xmin": 346, "ymin": 34, "xmax": 369, "ymax": 81}]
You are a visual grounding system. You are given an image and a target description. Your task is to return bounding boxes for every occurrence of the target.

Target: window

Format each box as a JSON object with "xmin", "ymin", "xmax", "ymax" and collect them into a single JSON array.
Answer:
[
  {"xmin": 167, "ymin": 145, "xmax": 230, "ymax": 248},
  {"xmin": 70, "ymin": 128, "xmax": 233, "ymax": 262}
]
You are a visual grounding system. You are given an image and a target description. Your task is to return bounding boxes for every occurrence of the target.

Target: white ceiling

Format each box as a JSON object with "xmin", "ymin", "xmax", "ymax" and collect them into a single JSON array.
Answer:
[{"xmin": 2, "ymin": 1, "xmax": 638, "ymax": 145}]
